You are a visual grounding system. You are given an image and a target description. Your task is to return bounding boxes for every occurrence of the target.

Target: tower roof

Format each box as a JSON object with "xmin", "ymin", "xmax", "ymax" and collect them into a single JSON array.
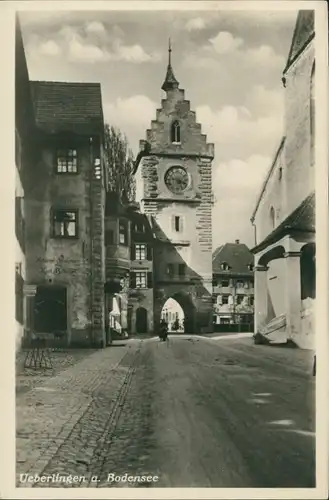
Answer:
[{"xmin": 161, "ymin": 39, "xmax": 179, "ymax": 92}]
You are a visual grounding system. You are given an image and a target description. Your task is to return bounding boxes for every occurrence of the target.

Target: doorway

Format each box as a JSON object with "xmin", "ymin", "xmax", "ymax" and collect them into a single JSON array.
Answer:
[
  {"xmin": 136, "ymin": 307, "xmax": 147, "ymax": 333},
  {"xmin": 34, "ymin": 285, "xmax": 67, "ymax": 333}
]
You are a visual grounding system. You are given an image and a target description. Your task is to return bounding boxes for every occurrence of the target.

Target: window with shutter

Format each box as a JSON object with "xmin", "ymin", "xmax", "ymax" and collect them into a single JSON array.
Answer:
[
  {"xmin": 222, "ymin": 295, "xmax": 229, "ymax": 305},
  {"xmin": 146, "ymin": 245, "xmax": 152, "ymax": 261},
  {"xmin": 135, "ymin": 271, "xmax": 147, "ymax": 288},
  {"xmin": 130, "ymin": 273, "xmax": 136, "ymax": 289},
  {"xmin": 119, "ymin": 220, "xmax": 128, "ymax": 245},
  {"xmin": 147, "ymin": 272, "xmax": 153, "ymax": 288},
  {"xmin": 135, "ymin": 244, "xmax": 146, "ymax": 260},
  {"xmin": 217, "ymin": 295, "xmax": 223, "ymax": 305}
]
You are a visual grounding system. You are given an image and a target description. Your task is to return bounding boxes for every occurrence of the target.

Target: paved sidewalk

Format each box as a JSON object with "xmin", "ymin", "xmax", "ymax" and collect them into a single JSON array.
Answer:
[{"xmin": 16, "ymin": 340, "xmax": 141, "ymax": 487}]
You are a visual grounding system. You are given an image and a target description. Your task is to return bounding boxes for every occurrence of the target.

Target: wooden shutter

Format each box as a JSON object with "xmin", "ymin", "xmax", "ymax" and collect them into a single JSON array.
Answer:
[
  {"xmin": 147, "ymin": 272, "xmax": 153, "ymax": 289},
  {"xmin": 130, "ymin": 272, "xmax": 136, "ymax": 289},
  {"xmin": 131, "ymin": 244, "xmax": 136, "ymax": 261},
  {"xmin": 146, "ymin": 244, "xmax": 152, "ymax": 261},
  {"xmin": 180, "ymin": 217, "xmax": 184, "ymax": 233},
  {"xmin": 217, "ymin": 295, "xmax": 222, "ymax": 305}
]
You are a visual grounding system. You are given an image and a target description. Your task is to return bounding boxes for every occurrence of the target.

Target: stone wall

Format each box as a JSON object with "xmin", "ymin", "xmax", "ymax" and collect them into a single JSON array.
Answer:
[
  {"xmin": 253, "ymin": 142, "xmax": 285, "ymax": 245},
  {"xmin": 283, "ymin": 41, "xmax": 315, "ymax": 217}
]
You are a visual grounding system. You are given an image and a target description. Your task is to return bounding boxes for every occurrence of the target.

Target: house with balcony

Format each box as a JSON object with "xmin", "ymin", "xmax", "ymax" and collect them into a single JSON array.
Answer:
[{"xmin": 212, "ymin": 240, "xmax": 254, "ymax": 331}]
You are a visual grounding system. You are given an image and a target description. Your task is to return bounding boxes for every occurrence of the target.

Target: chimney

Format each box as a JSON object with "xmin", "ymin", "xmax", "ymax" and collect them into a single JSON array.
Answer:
[{"xmin": 235, "ymin": 239, "xmax": 240, "ymax": 244}]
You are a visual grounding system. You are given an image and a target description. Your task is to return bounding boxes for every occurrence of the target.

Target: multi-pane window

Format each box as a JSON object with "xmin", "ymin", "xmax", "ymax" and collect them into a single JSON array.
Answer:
[
  {"xmin": 221, "ymin": 280, "xmax": 229, "ymax": 287},
  {"xmin": 135, "ymin": 244, "xmax": 146, "ymax": 260},
  {"xmin": 222, "ymin": 295, "xmax": 229, "ymax": 305},
  {"xmin": 57, "ymin": 149, "xmax": 78, "ymax": 173},
  {"xmin": 236, "ymin": 295, "xmax": 244, "ymax": 305},
  {"xmin": 178, "ymin": 263, "xmax": 186, "ymax": 277},
  {"xmin": 53, "ymin": 210, "xmax": 77, "ymax": 237},
  {"xmin": 135, "ymin": 272, "xmax": 147, "ymax": 289},
  {"xmin": 119, "ymin": 221, "xmax": 128, "ymax": 245},
  {"xmin": 221, "ymin": 262, "xmax": 229, "ymax": 271},
  {"xmin": 236, "ymin": 280, "xmax": 244, "ymax": 288}
]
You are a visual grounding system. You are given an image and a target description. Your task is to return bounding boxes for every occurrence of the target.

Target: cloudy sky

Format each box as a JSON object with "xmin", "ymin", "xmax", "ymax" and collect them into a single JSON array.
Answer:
[{"xmin": 19, "ymin": 8, "xmax": 298, "ymax": 250}]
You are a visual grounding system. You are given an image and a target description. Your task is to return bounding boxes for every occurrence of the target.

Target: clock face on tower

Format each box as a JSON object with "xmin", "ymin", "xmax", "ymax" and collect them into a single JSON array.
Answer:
[{"xmin": 165, "ymin": 166, "xmax": 189, "ymax": 194}]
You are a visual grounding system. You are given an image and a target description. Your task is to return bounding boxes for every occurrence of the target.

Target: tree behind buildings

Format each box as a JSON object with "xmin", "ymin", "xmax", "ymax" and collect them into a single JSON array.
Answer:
[{"xmin": 104, "ymin": 124, "xmax": 136, "ymax": 202}]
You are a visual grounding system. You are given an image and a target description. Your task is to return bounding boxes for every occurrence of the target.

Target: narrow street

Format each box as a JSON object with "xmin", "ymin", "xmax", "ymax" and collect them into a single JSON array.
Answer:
[{"xmin": 16, "ymin": 336, "xmax": 315, "ymax": 489}]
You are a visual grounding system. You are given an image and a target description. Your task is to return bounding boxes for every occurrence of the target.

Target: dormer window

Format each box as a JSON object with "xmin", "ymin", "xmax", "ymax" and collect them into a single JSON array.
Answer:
[
  {"xmin": 221, "ymin": 262, "xmax": 229, "ymax": 271},
  {"xmin": 171, "ymin": 120, "xmax": 181, "ymax": 143}
]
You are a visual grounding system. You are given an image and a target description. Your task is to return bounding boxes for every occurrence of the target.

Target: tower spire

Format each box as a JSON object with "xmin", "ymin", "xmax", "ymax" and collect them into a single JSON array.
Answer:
[{"xmin": 161, "ymin": 38, "xmax": 179, "ymax": 92}]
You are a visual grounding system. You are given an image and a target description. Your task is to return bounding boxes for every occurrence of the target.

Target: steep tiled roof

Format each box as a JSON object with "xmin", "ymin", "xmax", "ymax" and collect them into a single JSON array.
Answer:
[
  {"xmin": 284, "ymin": 10, "xmax": 314, "ymax": 73},
  {"xmin": 251, "ymin": 192, "xmax": 315, "ymax": 254},
  {"xmin": 212, "ymin": 242, "xmax": 254, "ymax": 275},
  {"xmin": 30, "ymin": 81, "xmax": 104, "ymax": 134}
]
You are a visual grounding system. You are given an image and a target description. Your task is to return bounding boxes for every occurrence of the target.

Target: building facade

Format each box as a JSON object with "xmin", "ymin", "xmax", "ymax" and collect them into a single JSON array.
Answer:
[
  {"xmin": 250, "ymin": 10, "xmax": 315, "ymax": 349},
  {"xmin": 134, "ymin": 44, "xmax": 215, "ymax": 334},
  {"xmin": 16, "ymin": 19, "xmax": 108, "ymax": 349},
  {"xmin": 15, "ymin": 17, "xmax": 36, "ymax": 350},
  {"xmin": 212, "ymin": 240, "xmax": 254, "ymax": 330}
]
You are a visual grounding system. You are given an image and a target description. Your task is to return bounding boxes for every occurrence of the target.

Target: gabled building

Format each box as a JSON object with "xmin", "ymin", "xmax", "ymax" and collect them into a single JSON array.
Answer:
[
  {"xmin": 133, "ymin": 42, "xmax": 215, "ymax": 334},
  {"xmin": 250, "ymin": 10, "xmax": 315, "ymax": 348},
  {"xmin": 22, "ymin": 78, "xmax": 107, "ymax": 347},
  {"xmin": 212, "ymin": 240, "xmax": 254, "ymax": 330}
]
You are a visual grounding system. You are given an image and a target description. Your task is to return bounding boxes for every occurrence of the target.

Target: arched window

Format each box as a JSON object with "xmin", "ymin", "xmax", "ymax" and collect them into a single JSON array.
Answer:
[
  {"xmin": 270, "ymin": 206, "xmax": 275, "ymax": 229},
  {"xmin": 310, "ymin": 62, "xmax": 315, "ymax": 166},
  {"xmin": 171, "ymin": 120, "xmax": 181, "ymax": 143}
]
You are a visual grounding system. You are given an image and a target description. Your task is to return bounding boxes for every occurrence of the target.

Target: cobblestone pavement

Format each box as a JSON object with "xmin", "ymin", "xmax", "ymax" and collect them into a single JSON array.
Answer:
[
  {"xmin": 16, "ymin": 336, "xmax": 315, "ymax": 489},
  {"xmin": 16, "ymin": 348, "xmax": 99, "ymax": 395},
  {"xmin": 16, "ymin": 341, "xmax": 141, "ymax": 487}
]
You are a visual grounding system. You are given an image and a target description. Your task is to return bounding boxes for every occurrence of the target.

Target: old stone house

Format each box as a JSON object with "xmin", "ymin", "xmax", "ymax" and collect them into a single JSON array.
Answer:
[
  {"xmin": 250, "ymin": 10, "xmax": 315, "ymax": 348},
  {"xmin": 16, "ymin": 18, "xmax": 108, "ymax": 348},
  {"xmin": 212, "ymin": 240, "xmax": 254, "ymax": 330}
]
